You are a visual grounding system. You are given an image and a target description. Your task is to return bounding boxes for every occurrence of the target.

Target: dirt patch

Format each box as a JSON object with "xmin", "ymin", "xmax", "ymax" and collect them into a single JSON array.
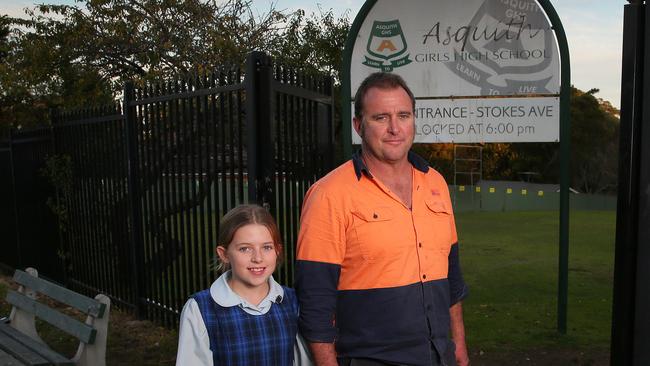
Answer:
[
  {"xmin": 107, "ymin": 309, "xmax": 178, "ymax": 365},
  {"xmin": 469, "ymin": 347, "xmax": 610, "ymax": 366}
]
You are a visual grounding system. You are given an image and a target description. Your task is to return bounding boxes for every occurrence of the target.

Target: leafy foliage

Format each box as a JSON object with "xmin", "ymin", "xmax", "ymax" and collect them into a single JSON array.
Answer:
[
  {"xmin": 41, "ymin": 154, "xmax": 74, "ymax": 233},
  {"xmin": 270, "ymin": 7, "xmax": 350, "ymax": 83},
  {"xmin": 1, "ymin": 11, "xmax": 115, "ymax": 133},
  {"xmin": 0, "ymin": 0, "xmax": 348, "ymax": 133},
  {"xmin": 569, "ymin": 88, "xmax": 619, "ymax": 193},
  {"xmin": 14, "ymin": 0, "xmax": 286, "ymax": 82}
]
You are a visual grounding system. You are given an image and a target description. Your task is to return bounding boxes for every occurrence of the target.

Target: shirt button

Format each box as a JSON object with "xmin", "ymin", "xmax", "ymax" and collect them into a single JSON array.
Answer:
[
  {"xmin": 418, "ymin": 242, "xmax": 422, "ymax": 248},
  {"xmin": 422, "ymin": 274, "xmax": 426, "ymax": 279}
]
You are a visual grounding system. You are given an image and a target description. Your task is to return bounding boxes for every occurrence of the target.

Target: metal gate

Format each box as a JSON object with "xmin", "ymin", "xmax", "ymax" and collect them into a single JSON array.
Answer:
[{"xmin": 0, "ymin": 52, "xmax": 335, "ymax": 327}]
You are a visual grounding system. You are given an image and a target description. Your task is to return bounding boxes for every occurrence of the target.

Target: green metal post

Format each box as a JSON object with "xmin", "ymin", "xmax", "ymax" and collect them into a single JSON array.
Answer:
[
  {"xmin": 538, "ymin": 0, "xmax": 572, "ymax": 334},
  {"xmin": 342, "ymin": 0, "xmax": 378, "ymax": 159},
  {"xmin": 123, "ymin": 81, "xmax": 146, "ymax": 318}
]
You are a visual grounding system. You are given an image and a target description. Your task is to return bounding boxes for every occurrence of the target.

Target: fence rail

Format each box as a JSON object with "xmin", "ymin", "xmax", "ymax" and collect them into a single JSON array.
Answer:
[{"xmin": 0, "ymin": 52, "xmax": 335, "ymax": 328}]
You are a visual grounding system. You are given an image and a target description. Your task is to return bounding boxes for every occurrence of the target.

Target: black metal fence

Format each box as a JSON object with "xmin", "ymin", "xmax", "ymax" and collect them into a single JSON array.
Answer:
[
  {"xmin": 0, "ymin": 52, "xmax": 335, "ymax": 327},
  {"xmin": 0, "ymin": 128, "xmax": 60, "ymax": 279}
]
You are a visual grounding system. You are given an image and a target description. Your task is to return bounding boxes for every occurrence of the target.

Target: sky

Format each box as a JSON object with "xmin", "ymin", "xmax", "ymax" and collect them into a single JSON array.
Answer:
[
  {"xmin": 256, "ymin": 0, "xmax": 625, "ymax": 108},
  {"xmin": 3, "ymin": 0, "xmax": 624, "ymax": 108}
]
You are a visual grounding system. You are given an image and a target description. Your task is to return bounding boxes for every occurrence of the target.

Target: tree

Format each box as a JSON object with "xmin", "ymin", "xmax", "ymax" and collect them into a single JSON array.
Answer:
[
  {"xmin": 270, "ymin": 7, "xmax": 350, "ymax": 83},
  {"xmin": 16, "ymin": 0, "xmax": 287, "ymax": 83},
  {"xmin": 1, "ymin": 1, "xmax": 352, "ymax": 135},
  {"xmin": 569, "ymin": 88, "xmax": 619, "ymax": 193},
  {"xmin": 0, "ymin": 0, "xmax": 288, "ymax": 133},
  {"xmin": 1, "ymin": 11, "xmax": 115, "ymax": 132}
]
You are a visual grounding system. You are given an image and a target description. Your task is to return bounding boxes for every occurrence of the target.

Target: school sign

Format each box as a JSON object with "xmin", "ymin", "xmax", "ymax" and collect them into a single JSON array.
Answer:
[
  {"xmin": 343, "ymin": 0, "xmax": 572, "ymax": 335},
  {"xmin": 343, "ymin": 0, "xmax": 566, "ymax": 144}
]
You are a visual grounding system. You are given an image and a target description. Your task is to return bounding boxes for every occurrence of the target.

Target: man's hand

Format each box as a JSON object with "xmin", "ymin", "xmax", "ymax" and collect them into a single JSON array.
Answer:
[
  {"xmin": 309, "ymin": 342, "xmax": 338, "ymax": 366},
  {"xmin": 450, "ymin": 302, "xmax": 469, "ymax": 366}
]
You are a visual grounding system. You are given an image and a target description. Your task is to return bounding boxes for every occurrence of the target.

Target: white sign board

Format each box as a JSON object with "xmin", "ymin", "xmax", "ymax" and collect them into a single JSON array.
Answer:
[
  {"xmin": 351, "ymin": 97, "xmax": 559, "ymax": 143},
  {"xmin": 349, "ymin": 0, "xmax": 561, "ymax": 143}
]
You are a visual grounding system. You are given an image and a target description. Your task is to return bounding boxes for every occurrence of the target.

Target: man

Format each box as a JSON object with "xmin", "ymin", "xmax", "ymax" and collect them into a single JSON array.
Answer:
[{"xmin": 295, "ymin": 72, "xmax": 469, "ymax": 366}]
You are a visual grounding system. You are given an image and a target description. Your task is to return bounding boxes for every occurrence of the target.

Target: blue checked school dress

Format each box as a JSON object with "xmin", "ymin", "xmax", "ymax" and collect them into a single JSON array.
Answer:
[{"xmin": 192, "ymin": 286, "xmax": 298, "ymax": 366}]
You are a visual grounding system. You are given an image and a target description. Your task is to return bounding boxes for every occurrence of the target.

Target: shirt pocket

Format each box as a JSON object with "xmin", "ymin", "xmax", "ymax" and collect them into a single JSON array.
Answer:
[
  {"xmin": 350, "ymin": 207, "xmax": 397, "ymax": 261},
  {"xmin": 424, "ymin": 198, "xmax": 453, "ymax": 256}
]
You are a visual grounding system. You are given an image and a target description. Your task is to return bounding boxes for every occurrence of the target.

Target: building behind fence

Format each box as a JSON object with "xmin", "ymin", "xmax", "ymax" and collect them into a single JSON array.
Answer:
[{"xmin": 0, "ymin": 52, "xmax": 335, "ymax": 328}]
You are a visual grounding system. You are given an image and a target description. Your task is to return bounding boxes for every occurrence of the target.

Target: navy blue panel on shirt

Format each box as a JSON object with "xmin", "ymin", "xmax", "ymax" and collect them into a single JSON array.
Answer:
[
  {"xmin": 295, "ymin": 260, "xmax": 341, "ymax": 343},
  {"xmin": 448, "ymin": 242, "xmax": 469, "ymax": 305},
  {"xmin": 296, "ymin": 250, "xmax": 468, "ymax": 366},
  {"xmin": 335, "ymin": 280, "xmax": 453, "ymax": 366}
]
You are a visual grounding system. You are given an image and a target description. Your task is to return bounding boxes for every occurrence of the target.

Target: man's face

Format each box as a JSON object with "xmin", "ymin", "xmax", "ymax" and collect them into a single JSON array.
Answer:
[{"xmin": 353, "ymin": 86, "xmax": 415, "ymax": 165}]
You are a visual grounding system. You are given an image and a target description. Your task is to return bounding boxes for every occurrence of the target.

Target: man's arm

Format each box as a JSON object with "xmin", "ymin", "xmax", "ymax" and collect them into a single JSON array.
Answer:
[
  {"xmin": 309, "ymin": 342, "xmax": 338, "ymax": 366},
  {"xmin": 296, "ymin": 186, "xmax": 346, "ymax": 366},
  {"xmin": 450, "ymin": 301, "xmax": 469, "ymax": 366}
]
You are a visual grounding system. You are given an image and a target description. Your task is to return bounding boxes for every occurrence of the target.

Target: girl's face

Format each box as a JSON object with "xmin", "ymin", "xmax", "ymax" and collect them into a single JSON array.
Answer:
[{"xmin": 216, "ymin": 223, "xmax": 278, "ymax": 297}]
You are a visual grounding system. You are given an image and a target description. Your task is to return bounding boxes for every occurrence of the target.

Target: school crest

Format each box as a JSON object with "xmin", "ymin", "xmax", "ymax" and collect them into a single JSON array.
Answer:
[
  {"xmin": 445, "ymin": 0, "xmax": 556, "ymax": 95},
  {"xmin": 363, "ymin": 20, "xmax": 412, "ymax": 72}
]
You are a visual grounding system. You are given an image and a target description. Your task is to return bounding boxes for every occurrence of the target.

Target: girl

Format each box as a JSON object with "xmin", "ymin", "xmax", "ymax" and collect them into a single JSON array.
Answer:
[{"xmin": 176, "ymin": 204, "xmax": 301, "ymax": 365}]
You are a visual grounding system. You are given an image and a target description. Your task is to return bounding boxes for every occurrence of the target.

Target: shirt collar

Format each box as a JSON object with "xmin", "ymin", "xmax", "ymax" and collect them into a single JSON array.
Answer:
[
  {"xmin": 352, "ymin": 149, "xmax": 429, "ymax": 180},
  {"xmin": 210, "ymin": 270, "xmax": 285, "ymax": 311}
]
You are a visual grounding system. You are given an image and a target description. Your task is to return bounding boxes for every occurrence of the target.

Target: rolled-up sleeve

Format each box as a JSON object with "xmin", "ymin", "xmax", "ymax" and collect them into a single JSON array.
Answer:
[
  {"xmin": 448, "ymin": 243, "xmax": 468, "ymax": 305},
  {"xmin": 444, "ymin": 183, "xmax": 468, "ymax": 305},
  {"xmin": 295, "ymin": 184, "xmax": 346, "ymax": 343}
]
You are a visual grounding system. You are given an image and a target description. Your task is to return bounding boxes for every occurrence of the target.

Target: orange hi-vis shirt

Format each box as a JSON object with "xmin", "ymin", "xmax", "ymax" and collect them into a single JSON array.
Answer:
[{"xmin": 295, "ymin": 151, "xmax": 468, "ymax": 366}]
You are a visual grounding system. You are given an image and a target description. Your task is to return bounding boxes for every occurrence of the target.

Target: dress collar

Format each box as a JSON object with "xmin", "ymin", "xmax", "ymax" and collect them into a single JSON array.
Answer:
[{"xmin": 209, "ymin": 270, "xmax": 285, "ymax": 313}]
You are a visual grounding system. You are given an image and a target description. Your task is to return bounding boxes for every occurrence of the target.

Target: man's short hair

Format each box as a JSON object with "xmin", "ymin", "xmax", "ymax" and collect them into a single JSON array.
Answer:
[{"xmin": 353, "ymin": 72, "xmax": 416, "ymax": 119}]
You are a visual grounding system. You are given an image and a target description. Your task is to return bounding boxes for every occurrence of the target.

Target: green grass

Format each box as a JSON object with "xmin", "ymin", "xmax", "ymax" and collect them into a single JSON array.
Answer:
[
  {"xmin": 0, "ymin": 210, "xmax": 615, "ymax": 364},
  {"xmin": 458, "ymin": 210, "xmax": 615, "ymax": 352}
]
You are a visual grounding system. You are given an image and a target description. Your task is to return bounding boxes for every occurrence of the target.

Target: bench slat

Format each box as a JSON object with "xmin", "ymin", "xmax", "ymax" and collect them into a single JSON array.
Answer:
[
  {"xmin": 0, "ymin": 323, "xmax": 73, "ymax": 365},
  {"xmin": 13, "ymin": 270, "xmax": 105, "ymax": 318},
  {"xmin": 6, "ymin": 291, "xmax": 97, "ymax": 345},
  {"xmin": 0, "ymin": 347, "xmax": 27, "ymax": 366},
  {"xmin": 0, "ymin": 328, "xmax": 51, "ymax": 365}
]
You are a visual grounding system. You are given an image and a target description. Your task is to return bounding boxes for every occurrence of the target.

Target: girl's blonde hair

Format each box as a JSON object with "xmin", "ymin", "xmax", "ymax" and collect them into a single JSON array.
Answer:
[{"xmin": 215, "ymin": 204, "xmax": 283, "ymax": 273}]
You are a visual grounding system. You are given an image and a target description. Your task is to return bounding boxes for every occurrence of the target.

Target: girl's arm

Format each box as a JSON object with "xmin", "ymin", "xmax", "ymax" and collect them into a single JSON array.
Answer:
[{"xmin": 176, "ymin": 299, "xmax": 213, "ymax": 366}]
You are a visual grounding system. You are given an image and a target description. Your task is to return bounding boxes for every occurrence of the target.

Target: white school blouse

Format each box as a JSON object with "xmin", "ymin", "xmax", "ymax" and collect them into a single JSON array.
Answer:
[{"xmin": 176, "ymin": 271, "xmax": 286, "ymax": 366}]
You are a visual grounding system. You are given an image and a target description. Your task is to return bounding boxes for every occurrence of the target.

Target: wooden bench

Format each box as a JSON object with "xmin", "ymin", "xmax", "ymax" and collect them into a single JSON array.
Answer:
[{"xmin": 0, "ymin": 268, "xmax": 111, "ymax": 366}]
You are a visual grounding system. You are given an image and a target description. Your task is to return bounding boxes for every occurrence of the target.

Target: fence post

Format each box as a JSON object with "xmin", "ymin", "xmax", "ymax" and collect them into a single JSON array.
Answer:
[
  {"xmin": 123, "ymin": 81, "xmax": 146, "ymax": 318},
  {"xmin": 49, "ymin": 108, "xmax": 67, "ymax": 285},
  {"xmin": 320, "ymin": 76, "xmax": 335, "ymax": 171},
  {"xmin": 245, "ymin": 52, "xmax": 276, "ymax": 212},
  {"xmin": 8, "ymin": 128, "xmax": 22, "ymax": 267}
]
